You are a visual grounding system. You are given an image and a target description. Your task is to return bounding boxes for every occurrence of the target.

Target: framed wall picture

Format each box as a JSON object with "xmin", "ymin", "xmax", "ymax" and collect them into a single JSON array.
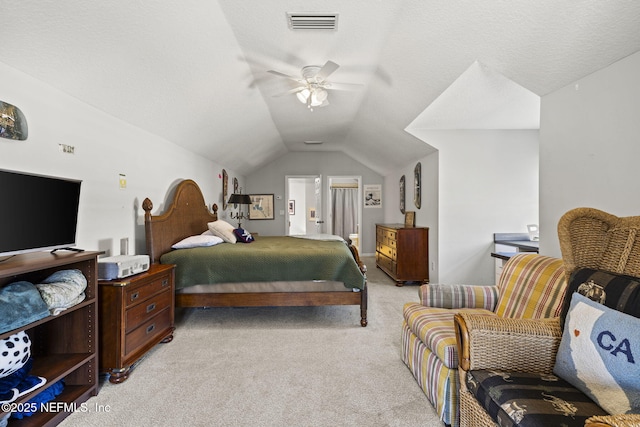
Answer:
[
  {"xmin": 288, "ymin": 200, "xmax": 295, "ymax": 215},
  {"xmin": 248, "ymin": 194, "xmax": 275, "ymax": 220},
  {"xmin": 399, "ymin": 175, "xmax": 406, "ymax": 214},
  {"xmin": 404, "ymin": 211, "xmax": 416, "ymax": 228},
  {"xmin": 232, "ymin": 177, "xmax": 239, "ymax": 208},
  {"xmin": 364, "ymin": 184, "xmax": 382, "ymax": 208},
  {"xmin": 414, "ymin": 162, "xmax": 422, "ymax": 209}
]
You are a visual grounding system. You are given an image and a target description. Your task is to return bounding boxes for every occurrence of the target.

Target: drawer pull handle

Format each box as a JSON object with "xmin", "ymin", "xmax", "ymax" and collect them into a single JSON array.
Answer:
[
  {"xmin": 161, "ymin": 279, "xmax": 169, "ymax": 287},
  {"xmin": 146, "ymin": 324, "xmax": 155, "ymax": 334},
  {"xmin": 131, "ymin": 292, "xmax": 139, "ymax": 301},
  {"xmin": 146, "ymin": 303, "xmax": 156, "ymax": 313}
]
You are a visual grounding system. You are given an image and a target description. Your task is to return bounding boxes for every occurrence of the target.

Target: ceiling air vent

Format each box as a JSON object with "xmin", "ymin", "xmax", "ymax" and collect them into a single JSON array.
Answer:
[{"xmin": 287, "ymin": 13, "xmax": 338, "ymax": 30}]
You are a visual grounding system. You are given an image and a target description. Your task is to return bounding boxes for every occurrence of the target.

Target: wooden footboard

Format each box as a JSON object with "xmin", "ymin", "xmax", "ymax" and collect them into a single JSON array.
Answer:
[
  {"xmin": 176, "ymin": 286, "xmax": 368, "ymax": 327},
  {"xmin": 143, "ymin": 179, "xmax": 368, "ymax": 327}
]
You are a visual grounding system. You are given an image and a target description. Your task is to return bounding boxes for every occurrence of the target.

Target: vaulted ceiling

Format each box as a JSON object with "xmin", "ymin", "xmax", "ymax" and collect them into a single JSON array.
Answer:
[{"xmin": 2, "ymin": 1, "xmax": 640, "ymax": 175}]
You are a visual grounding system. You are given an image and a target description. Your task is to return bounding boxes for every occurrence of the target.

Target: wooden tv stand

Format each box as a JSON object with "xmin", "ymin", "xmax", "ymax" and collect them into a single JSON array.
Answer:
[{"xmin": 0, "ymin": 250, "xmax": 101, "ymax": 426}]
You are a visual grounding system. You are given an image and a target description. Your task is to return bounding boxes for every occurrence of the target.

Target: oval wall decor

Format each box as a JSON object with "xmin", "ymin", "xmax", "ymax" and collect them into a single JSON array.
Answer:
[
  {"xmin": 399, "ymin": 175, "xmax": 406, "ymax": 214},
  {"xmin": 414, "ymin": 162, "xmax": 421, "ymax": 209},
  {"xmin": 0, "ymin": 101, "xmax": 28, "ymax": 140},
  {"xmin": 222, "ymin": 169, "xmax": 228, "ymax": 210}
]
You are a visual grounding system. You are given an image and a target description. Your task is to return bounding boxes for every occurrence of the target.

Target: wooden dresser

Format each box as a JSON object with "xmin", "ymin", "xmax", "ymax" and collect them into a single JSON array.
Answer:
[
  {"xmin": 98, "ymin": 263, "xmax": 175, "ymax": 383},
  {"xmin": 376, "ymin": 224, "xmax": 429, "ymax": 286}
]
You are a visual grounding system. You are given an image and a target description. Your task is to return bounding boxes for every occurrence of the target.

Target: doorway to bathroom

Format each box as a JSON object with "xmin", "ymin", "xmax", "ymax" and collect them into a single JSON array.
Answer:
[{"xmin": 327, "ymin": 176, "xmax": 362, "ymax": 253}]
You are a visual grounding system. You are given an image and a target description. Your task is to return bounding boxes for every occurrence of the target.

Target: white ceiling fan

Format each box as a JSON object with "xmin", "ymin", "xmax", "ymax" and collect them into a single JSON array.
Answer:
[{"xmin": 268, "ymin": 61, "xmax": 362, "ymax": 111}]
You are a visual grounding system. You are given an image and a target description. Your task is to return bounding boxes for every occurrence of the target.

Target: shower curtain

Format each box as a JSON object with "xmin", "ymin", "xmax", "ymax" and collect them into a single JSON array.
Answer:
[{"xmin": 331, "ymin": 187, "xmax": 358, "ymax": 241}]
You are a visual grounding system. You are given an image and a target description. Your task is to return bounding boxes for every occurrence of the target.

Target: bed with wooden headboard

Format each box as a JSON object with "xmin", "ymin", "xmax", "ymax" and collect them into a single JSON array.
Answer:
[{"xmin": 142, "ymin": 179, "xmax": 368, "ymax": 327}]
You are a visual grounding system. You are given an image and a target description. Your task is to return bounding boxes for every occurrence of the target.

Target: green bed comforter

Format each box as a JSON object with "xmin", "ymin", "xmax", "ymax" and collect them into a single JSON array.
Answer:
[{"xmin": 160, "ymin": 236, "xmax": 366, "ymax": 290}]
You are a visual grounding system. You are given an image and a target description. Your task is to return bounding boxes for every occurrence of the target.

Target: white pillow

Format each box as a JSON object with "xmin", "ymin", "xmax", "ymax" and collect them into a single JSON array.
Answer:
[
  {"xmin": 208, "ymin": 220, "xmax": 237, "ymax": 244},
  {"xmin": 201, "ymin": 229, "xmax": 214, "ymax": 236},
  {"xmin": 172, "ymin": 234, "xmax": 224, "ymax": 249}
]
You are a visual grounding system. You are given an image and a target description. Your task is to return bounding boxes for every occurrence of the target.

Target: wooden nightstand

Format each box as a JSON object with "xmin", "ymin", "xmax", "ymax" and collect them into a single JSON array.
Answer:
[{"xmin": 98, "ymin": 263, "xmax": 175, "ymax": 383}]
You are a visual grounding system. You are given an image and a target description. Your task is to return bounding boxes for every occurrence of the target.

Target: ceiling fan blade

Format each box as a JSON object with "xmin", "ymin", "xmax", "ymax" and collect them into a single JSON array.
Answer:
[
  {"xmin": 326, "ymin": 82, "xmax": 364, "ymax": 91},
  {"xmin": 272, "ymin": 86, "xmax": 306, "ymax": 97},
  {"xmin": 267, "ymin": 69, "xmax": 300, "ymax": 81},
  {"xmin": 315, "ymin": 61, "xmax": 339, "ymax": 81}
]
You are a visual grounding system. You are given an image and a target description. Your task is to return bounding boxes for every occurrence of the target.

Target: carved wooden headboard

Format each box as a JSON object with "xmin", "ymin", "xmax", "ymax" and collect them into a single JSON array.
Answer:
[{"xmin": 143, "ymin": 179, "xmax": 218, "ymax": 263}]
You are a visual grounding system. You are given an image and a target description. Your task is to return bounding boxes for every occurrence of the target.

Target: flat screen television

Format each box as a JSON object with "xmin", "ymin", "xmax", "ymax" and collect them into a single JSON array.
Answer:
[{"xmin": 0, "ymin": 169, "xmax": 82, "ymax": 257}]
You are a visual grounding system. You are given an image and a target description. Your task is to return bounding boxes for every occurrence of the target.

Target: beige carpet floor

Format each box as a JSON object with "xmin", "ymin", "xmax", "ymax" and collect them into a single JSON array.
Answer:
[{"xmin": 59, "ymin": 257, "xmax": 443, "ymax": 427}]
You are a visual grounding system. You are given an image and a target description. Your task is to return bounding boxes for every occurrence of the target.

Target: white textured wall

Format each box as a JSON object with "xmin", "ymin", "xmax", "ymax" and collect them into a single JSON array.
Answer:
[
  {"xmin": 390, "ymin": 130, "xmax": 539, "ymax": 285},
  {"xmin": 0, "ymin": 62, "xmax": 238, "ymax": 257},
  {"xmin": 539, "ymin": 51, "xmax": 640, "ymax": 257},
  {"xmin": 384, "ymin": 152, "xmax": 439, "ymax": 282},
  {"xmin": 246, "ymin": 151, "xmax": 384, "ymax": 254}
]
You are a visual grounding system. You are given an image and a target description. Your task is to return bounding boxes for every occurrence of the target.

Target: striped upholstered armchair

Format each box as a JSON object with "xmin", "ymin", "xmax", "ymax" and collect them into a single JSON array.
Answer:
[
  {"xmin": 455, "ymin": 208, "xmax": 640, "ymax": 426},
  {"xmin": 401, "ymin": 253, "xmax": 567, "ymax": 426}
]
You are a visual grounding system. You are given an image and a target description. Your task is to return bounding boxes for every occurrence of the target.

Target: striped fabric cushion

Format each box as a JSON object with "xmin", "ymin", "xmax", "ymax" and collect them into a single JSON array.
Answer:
[
  {"xmin": 403, "ymin": 303, "xmax": 493, "ymax": 368},
  {"xmin": 401, "ymin": 320, "xmax": 458, "ymax": 426},
  {"xmin": 494, "ymin": 253, "xmax": 567, "ymax": 319},
  {"xmin": 419, "ymin": 283, "xmax": 499, "ymax": 310}
]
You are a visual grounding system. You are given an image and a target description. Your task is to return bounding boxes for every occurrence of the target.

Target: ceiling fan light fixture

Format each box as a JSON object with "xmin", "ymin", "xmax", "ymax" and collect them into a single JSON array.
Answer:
[
  {"xmin": 310, "ymin": 93, "xmax": 323, "ymax": 106},
  {"xmin": 314, "ymin": 88, "xmax": 328, "ymax": 102},
  {"xmin": 296, "ymin": 89, "xmax": 310, "ymax": 103}
]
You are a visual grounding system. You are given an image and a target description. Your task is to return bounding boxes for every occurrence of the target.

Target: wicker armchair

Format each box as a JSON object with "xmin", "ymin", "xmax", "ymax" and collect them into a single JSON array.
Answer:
[{"xmin": 455, "ymin": 207, "xmax": 640, "ymax": 427}]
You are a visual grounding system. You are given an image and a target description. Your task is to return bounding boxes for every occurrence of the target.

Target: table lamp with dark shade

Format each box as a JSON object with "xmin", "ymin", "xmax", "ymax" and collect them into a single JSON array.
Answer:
[{"xmin": 228, "ymin": 193, "xmax": 252, "ymax": 228}]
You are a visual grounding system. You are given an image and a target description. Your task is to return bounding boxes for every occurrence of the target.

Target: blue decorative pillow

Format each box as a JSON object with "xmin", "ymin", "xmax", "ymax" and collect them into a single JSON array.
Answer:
[
  {"xmin": 233, "ymin": 228, "xmax": 254, "ymax": 243},
  {"xmin": 554, "ymin": 292, "xmax": 640, "ymax": 414}
]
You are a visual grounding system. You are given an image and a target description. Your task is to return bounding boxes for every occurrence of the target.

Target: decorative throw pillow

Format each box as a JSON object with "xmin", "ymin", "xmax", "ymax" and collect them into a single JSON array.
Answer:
[
  {"xmin": 207, "ymin": 220, "xmax": 237, "ymax": 244},
  {"xmin": 560, "ymin": 268, "xmax": 640, "ymax": 328},
  {"xmin": 233, "ymin": 228, "xmax": 254, "ymax": 243},
  {"xmin": 172, "ymin": 234, "xmax": 224, "ymax": 249},
  {"xmin": 554, "ymin": 292, "xmax": 640, "ymax": 414},
  {"xmin": 0, "ymin": 332, "xmax": 31, "ymax": 379}
]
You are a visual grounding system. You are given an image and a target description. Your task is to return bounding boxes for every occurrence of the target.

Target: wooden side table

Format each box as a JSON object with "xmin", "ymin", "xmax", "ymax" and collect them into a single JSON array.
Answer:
[{"xmin": 98, "ymin": 263, "xmax": 175, "ymax": 383}]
